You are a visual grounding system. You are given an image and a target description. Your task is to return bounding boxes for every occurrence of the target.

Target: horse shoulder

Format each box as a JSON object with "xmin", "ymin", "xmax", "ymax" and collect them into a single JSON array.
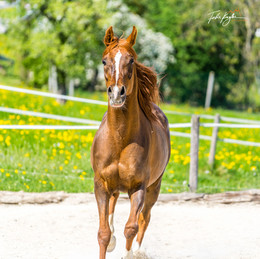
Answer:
[{"xmin": 91, "ymin": 113, "xmax": 111, "ymax": 172}]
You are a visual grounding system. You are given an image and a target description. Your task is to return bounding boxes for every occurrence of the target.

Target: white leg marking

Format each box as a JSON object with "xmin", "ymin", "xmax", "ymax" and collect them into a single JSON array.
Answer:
[
  {"xmin": 107, "ymin": 213, "xmax": 116, "ymax": 252},
  {"xmin": 109, "ymin": 213, "xmax": 114, "ymax": 233},
  {"xmin": 114, "ymin": 50, "xmax": 122, "ymax": 86},
  {"xmin": 133, "ymin": 241, "xmax": 141, "ymax": 252}
]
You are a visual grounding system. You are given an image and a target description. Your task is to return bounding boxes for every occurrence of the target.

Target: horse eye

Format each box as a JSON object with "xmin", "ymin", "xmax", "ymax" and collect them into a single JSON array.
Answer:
[
  {"xmin": 102, "ymin": 60, "xmax": 106, "ymax": 66},
  {"xmin": 129, "ymin": 58, "xmax": 134, "ymax": 64}
]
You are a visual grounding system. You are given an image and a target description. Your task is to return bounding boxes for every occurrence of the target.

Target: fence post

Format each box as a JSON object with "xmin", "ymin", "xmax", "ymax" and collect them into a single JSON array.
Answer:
[
  {"xmin": 209, "ymin": 114, "xmax": 220, "ymax": 166},
  {"xmin": 189, "ymin": 115, "xmax": 200, "ymax": 192},
  {"xmin": 205, "ymin": 71, "xmax": 215, "ymax": 109}
]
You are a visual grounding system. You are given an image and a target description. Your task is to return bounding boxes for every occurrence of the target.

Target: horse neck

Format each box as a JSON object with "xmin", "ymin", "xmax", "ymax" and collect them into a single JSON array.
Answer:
[{"xmin": 107, "ymin": 77, "xmax": 140, "ymax": 140}]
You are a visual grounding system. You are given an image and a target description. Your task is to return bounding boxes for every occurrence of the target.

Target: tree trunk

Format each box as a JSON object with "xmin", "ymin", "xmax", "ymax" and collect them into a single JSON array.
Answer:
[{"xmin": 57, "ymin": 68, "xmax": 67, "ymax": 104}]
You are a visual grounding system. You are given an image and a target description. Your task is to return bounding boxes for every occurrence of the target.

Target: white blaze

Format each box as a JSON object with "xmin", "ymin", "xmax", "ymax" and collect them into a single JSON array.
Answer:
[{"xmin": 114, "ymin": 50, "xmax": 122, "ymax": 87}]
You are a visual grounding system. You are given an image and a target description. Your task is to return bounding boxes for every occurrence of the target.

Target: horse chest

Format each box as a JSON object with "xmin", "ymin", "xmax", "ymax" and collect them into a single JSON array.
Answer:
[{"xmin": 100, "ymin": 143, "xmax": 148, "ymax": 190}]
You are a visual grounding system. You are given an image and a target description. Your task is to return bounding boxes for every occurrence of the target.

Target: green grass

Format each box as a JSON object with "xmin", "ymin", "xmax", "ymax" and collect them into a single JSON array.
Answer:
[{"xmin": 0, "ymin": 82, "xmax": 260, "ymax": 193}]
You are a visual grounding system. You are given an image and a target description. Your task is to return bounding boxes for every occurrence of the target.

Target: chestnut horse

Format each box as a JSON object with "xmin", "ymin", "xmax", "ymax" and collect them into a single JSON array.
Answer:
[{"xmin": 91, "ymin": 26, "xmax": 171, "ymax": 259}]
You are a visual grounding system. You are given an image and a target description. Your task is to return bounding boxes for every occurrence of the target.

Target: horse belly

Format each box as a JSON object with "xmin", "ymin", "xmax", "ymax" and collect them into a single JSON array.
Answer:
[
  {"xmin": 117, "ymin": 144, "xmax": 148, "ymax": 191},
  {"xmin": 148, "ymin": 129, "xmax": 170, "ymax": 186}
]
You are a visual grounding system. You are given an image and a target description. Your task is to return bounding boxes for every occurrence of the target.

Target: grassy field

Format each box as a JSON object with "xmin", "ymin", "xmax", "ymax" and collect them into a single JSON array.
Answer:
[{"xmin": 0, "ymin": 82, "xmax": 260, "ymax": 193}]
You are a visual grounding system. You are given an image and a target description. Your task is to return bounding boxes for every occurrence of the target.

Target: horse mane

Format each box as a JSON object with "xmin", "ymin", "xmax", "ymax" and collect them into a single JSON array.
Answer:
[
  {"xmin": 135, "ymin": 61, "xmax": 160, "ymax": 122},
  {"xmin": 103, "ymin": 37, "xmax": 161, "ymax": 123}
]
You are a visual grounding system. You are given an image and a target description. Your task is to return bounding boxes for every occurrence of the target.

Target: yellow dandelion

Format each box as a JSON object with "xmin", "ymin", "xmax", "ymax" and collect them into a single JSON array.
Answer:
[
  {"xmin": 73, "ymin": 165, "xmax": 78, "ymax": 170},
  {"xmin": 0, "ymin": 168, "xmax": 4, "ymax": 173},
  {"xmin": 24, "ymin": 183, "xmax": 30, "ymax": 189},
  {"xmin": 251, "ymin": 166, "xmax": 257, "ymax": 171},
  {"xmin": 76, "ymin": 152, "xmax": 82, "ymax": 159},
  {"xmin": 24, "ymin": 153, "xmax": 30, "ymax": 157},
  {"xmin": 5, "ymin": 136, "xmax": 11, "ymax": 146},
  {"xmin": 80, "ymin": 109, "xmax": 85, "ymax": 115},
  {"xmin": 22, "ymin": 171, "xmax": 26, "ymax": 175},
  {"xmin": 58, "ymin": 142, "xmax": 65, "ymax": 149},
  {"xmin": 59, "ymin": 166, "xmax": 63, "ymax": 171},
  {"xmin": 6, "ymin": 173, "xmax": 10, "ymax": 177},
  {"xmin": 42, "ymin": 180, "xmax": 47, "ymax": 185},
  {"xmin": 15, "ymin": 169, "xmax": 18, "ymax": 174}
]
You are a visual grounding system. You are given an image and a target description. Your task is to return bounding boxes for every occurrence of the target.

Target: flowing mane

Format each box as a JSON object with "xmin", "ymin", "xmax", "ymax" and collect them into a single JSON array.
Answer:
[{"xmin": 103, "ymin": 37, "xmax": 160, "ymax": 123}]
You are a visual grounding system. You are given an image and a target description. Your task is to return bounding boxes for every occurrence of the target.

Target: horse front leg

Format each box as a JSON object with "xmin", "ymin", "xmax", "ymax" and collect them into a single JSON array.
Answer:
[
  {"xmin": 122, "ymin": 188, "xmax": 145, "ymax": 259},
  {"xmin": 95, "ymin": 180, "xmax": 111, "ymax": 259}
]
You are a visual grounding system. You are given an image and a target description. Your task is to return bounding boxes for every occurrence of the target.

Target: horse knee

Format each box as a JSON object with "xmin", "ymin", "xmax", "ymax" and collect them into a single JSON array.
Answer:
[
  {"xmin": 98, "ymin": 227, "xmax": 111, "ymax": 248},
  {"xmin": 124, "ymin": 223, "xmax": 139, "ymax": 239}
]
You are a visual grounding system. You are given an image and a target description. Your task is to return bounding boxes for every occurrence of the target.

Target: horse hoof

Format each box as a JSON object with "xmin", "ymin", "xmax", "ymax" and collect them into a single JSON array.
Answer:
[
  {"xmin": 121, "ymin": 249, "xmax": 133, "ymax": 259},
  {"xmin": 107, "ymin": 235, "xmax": 116, "ymax": 252}
]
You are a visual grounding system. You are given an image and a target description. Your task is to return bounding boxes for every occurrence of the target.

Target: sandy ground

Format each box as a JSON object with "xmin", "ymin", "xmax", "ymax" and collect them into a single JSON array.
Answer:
[{"xmin": 0, "ymin": 198, "xmax": 260, "ymax": 259}]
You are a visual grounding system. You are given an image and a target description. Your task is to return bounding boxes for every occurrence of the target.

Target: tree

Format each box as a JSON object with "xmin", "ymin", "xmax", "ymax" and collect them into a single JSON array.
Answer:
[
  {"xmin": 124, "ymin": 0, "xmax": 259, "ymax": 108},
  {"xmin": 2, "ymin": 0, "xmax": 109, "ymax": 92}
]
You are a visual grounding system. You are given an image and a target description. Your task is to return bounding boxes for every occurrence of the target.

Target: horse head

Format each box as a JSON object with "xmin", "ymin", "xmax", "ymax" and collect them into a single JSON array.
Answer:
[{"xmin": 102, "ymin": 26, "xmax": 138, "ymax": 108}]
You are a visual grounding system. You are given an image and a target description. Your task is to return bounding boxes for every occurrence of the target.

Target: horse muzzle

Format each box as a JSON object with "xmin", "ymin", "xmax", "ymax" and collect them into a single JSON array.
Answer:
[{"xmin": 107, "ymin": 85, "xmax": 126, "ymax": 108}]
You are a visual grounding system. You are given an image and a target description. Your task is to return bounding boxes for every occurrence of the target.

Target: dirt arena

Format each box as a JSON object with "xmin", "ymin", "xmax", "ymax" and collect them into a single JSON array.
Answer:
[{"xmin": 0, "ymin": 192, "xmax": 260, "ymax": 259}]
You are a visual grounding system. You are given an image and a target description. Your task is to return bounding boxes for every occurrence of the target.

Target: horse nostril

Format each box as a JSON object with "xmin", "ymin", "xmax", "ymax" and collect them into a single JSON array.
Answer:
[
  {"xmin": 107, "ymin": 86, "xmax": 112, "ymax": 95},
  {"xmin": 120, "ymin": 86, "xmax": 126, "ymax": 96}
]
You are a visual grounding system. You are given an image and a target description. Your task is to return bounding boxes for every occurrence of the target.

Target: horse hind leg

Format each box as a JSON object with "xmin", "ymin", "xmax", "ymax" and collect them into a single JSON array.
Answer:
[
  {"xmin": 135, "ymin": 175, "xmax": 163, "ymax": 253},
  {"xmin": 107, "ymin": 191, "xmax": 119, "ymax": 252},
  {"xmin": 122, "ymin": 188, "xmax": 145, "ymax": 259}
]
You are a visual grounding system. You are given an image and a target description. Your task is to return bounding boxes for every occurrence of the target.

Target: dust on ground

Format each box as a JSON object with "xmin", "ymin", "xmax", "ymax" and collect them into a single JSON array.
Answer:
[{"xmin": 0, "ymin": 194, "xmax": 260, "ymax": 259}]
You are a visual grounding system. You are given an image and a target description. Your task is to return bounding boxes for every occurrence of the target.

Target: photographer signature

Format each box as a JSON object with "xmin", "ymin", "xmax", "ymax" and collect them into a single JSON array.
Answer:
[{"xmin": 208, "ymin": 9, "xmax": 247, "ymax": 26}]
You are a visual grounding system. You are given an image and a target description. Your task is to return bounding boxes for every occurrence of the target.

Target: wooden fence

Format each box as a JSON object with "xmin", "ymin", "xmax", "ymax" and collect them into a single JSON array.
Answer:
[
  {"xmin": 187, "ymin": 114, "xmax": 260, "ymax": 192},
  {"xmin": 1, "ymin": 85, "xmax": 260, "ymax": 192}
]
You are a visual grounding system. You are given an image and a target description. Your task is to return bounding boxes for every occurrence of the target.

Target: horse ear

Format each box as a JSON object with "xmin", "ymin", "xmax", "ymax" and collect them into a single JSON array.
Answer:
[
  {"xmin": 104, "ymin": 26, "xmax": 115, "ymax": 46},
  {"xmin": 126, "ymin": 26, "xmax": 137, "ymax": 47}
]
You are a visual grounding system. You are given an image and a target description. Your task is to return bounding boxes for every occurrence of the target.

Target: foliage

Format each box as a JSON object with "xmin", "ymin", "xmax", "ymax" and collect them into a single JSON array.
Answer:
[
  {"xmin": 124, "ymin": 0, "xmax": 260, "ymax": 108},
  {"xmin": 1, "ymin": 0, "xmax": 259, "ymax": 109},
  {"xmin": 1, "ymin": 0, "xmax": 109, "ymax": 89}
]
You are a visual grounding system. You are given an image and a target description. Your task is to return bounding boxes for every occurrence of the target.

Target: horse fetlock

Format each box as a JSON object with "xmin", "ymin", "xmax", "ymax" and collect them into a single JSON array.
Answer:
[
  {"xmin": 124, "ymin": 223, "xmax": 139, "ymax": 239},
  {"xmin": 98, "ymin": 228, "xmax": 111, "ymax": 247}
]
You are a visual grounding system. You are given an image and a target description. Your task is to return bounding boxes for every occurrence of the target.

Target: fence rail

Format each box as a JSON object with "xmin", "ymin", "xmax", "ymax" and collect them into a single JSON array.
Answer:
[
  {"xmin": 0, "ymin": 84, "xmax": 107, "ymax": 106},
  {"xmin": 0, "ymin": 107, "xmax": 101, "ymax": 125},
  {"xmin": 0, "ymin": 125, "xmax": 99, "ymax": 130},
  {"xmin": 165, "ymin": 110, "xmax": 260, "ymax": 124}
]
